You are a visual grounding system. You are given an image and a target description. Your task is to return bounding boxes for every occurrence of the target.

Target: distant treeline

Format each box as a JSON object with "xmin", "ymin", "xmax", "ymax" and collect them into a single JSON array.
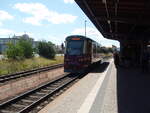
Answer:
[{"xmin": 5, "ymin": 37, "xmax": 56, "ymax": 60}]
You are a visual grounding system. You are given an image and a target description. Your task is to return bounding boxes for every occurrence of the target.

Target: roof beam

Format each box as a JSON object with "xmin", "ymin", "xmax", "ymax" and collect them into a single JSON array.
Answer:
[
  {"xmin": 103, "ymin": 32, "xmax": 126, "ymax": 37},
  {"xmin": 81, "ymin": 0, "xmax": 105, "ymax": 33},
  {"xmin": 95, "ymin": 17, "xmax": 150, "ymax": 25}
]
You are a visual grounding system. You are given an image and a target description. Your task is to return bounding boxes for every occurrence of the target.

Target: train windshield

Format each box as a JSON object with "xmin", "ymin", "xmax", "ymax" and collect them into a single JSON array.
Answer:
[{"xmin": 67, "ymin": 40, "xmax": 83, "ymax": 55}]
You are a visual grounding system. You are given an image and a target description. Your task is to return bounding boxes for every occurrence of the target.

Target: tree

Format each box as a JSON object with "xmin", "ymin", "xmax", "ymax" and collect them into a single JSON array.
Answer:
[
  {"xmin": 107, "ymin": 47, "xmax": 113, "ymax": 53},
  {"xmin": 6, "ymin": 42, "xmax": 24, "ymax": 60},
  {"xmin": 6, "ymin": 38, "xmax": 34, "ymax": 60},
  {"xmin": 100, "ymin": 47, "xmax": 109, "ymax": 54},
  {"xmin": 38, "ymin": 41, "xmax": 56, "ymax": 59},
  {"xmin": 18, "ymin": 38, "xmax": 34, "ymax": 58}
]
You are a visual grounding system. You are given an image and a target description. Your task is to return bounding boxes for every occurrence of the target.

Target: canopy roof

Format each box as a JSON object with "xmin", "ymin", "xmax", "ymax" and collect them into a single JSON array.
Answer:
[{"xmin": 75, "ymin": 0, "xmax": 150, "ymax": 41}]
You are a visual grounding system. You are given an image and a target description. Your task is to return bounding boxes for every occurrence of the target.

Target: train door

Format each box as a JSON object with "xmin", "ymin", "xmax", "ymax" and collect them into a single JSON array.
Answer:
[
  {"xmin": 83, "ymin": 39, "xmax": 87, "ymax": 54},
  {"xmin": 86, "ymin": 40, "xmax": 92, "ymax": 64},
  {"xmin": 92, "ymin": 42, "xmax": 97, "ymax": 62}
]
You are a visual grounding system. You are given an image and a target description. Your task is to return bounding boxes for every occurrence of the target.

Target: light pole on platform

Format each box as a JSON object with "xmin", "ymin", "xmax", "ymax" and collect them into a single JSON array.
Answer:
[{"xmin": 85, "ymin": 20, "xmax": 87, "ymax": 37}]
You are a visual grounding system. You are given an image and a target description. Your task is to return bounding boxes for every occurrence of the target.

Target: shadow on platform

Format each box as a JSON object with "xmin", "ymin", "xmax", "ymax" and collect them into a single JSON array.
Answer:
[
  {"xmin": 78, "ymin": 61, "xmax": 110, "ymax": 79},
  {"xmin": 117, "ymin": 67, "xmax": 150, "ymax": 113},
  {"xmin": 90, "ymin": 62, "xmax": 109, "ymax": 73}
]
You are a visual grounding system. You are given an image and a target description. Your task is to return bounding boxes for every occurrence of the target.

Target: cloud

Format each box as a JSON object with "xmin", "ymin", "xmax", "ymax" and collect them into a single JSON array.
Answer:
[
  {"xmin": 14, "ymin": 32, "xmax": 34, "ymax": 38},
  {"xmin": 64, "ymin": 0, "xmax": 74, "ymax": 4},
  {"xmin": 0, "ymin": 28, "xmax": 34, "ymax": 38},
  {"xmin": 0, "ymin": 10, "xmax": 13, "ymax": 26},
  {"xmin": 46, "ymin": 35, "xmax": 66, "ymax": 45},
  {"xmin": 72, "ymin": 27, "xmax": 104, "ymax": 41},
  {"xmin": 43, "ymin": 27, "xmax": 119, "ymax": 47},
  {"xmin": 0, "ymin": 28, "xmax": 14, "ymax": 36},
  {"xmin": 14, "ymin": 3, "xmax": 77, "ymax": 26},
  {"xmin": 72, "ymin": 27, "xmax": 119, "ymax": 47}
]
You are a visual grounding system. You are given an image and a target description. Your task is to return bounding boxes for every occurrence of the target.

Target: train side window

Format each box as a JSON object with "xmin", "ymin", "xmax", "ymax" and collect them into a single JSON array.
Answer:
[
  {"xmin": 83, "ymin": 40, "xmax": 87, "ymax": 54},
  {"xmin": 87, "ymin": 40, "xmax": 92, "ymax": 54},
  {"xmin": 93, "ymin": 43, "xmax": 96, "ymax": 56}
]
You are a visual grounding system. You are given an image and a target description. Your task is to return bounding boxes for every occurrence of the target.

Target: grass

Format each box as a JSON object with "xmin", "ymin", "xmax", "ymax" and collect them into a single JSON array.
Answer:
[
  {"xmin": 100, "ymin": 53, "xmax": 113, "ymax": 58},
  {"xmin": 0, "ymin": 53, "xmax": 112, "ymax": 76},
  {"xmin": 0, "ymin": 56, "xmax": 64, "ymax": 76}
]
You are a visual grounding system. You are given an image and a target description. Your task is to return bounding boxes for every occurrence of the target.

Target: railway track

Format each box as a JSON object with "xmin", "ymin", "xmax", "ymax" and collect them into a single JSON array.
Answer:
[
  {"xmin": 0, "ymin": 64, "xmax": 63, "ymax": 83},
  {"xmin": 0, "ymin": 73, "xmax": 79, "ymax": 113}
]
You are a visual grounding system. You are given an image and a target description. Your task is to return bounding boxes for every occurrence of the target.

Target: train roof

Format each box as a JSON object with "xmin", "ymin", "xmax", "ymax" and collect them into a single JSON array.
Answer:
[{"xmin": 66, "ymin": 35, "xmax": 99, "ymax": 44}]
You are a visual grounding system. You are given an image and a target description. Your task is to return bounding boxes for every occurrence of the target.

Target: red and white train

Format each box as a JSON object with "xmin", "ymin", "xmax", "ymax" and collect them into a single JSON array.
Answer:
[{"xmin": 64, "ymin": 35, "xmax": 102, "ymax": 73}]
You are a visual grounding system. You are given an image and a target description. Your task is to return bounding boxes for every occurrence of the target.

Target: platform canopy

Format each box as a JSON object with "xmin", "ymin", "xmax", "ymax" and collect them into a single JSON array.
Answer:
[{"xmin": 75, "ymin": 0, "xmax": 150, "ymax": 41}]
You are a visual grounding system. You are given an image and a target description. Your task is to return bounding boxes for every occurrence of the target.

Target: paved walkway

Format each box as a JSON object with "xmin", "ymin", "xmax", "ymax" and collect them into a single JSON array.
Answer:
[
  {"xmin": 89, "ymin": 62, "xmax": 117, "ymax": 113},
  {"xmin": 39, "ymin": 60, "xmax": 150, "ymax": 113},
  {"xmin": 90, "ymin": 64, "xmax": 150, "ymax": 113},
  {"xmin": 38, "ymin": 60, "xmax": 111, "ymax": 113}
]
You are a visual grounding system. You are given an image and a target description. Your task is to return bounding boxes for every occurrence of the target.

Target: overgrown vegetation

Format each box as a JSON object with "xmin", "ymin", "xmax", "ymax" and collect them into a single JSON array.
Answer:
[
  {"xmin": 18, "ymin": 39, "xmax": 34, "ymax": 58},
  {"xmin": 0, "ymin": 56, "xmax": 64, "ymax": 75},
  {"xmin": 99, "ymin": 46, "xmax": 114, "ymax": 54},
  {"xmin": 6, "ymin": 43, "xmax": 24, "ymax": 60},
  {"xmin": 1, "ymin": 38, "xmax": 59, "ymax": 75},
  {"xmin": 6, "ymin": 38, "xmax": 34, "ymax": 60},
  {"xmin": 37, "ymin": 41, "xmax": 56, "ymax": 59}
]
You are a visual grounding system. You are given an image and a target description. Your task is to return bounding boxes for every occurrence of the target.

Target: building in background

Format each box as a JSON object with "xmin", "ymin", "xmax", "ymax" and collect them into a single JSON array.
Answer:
[{"xmin": 0, "ymin": 34, "xmax": 38, "ymax": 54}]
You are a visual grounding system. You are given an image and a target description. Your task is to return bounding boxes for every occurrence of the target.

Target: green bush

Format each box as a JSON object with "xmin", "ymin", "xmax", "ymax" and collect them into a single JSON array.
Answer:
[
  {"xmin": 99, "ymin": 47, "xmax": 113, "ymax": 54},
  {"xmin": 18, "ymin": 39, "xmax": 34, "ymax": 58},
  {"xmin": 6, "ymin": 39, "xmax": 34, "ymax": 60},
  {"xmin": 38, "ymin": 41, "xmax": 56, "ymax": 59},
  {"xmin": 6, "ymin": 43, "xmax": 24, "ymax": 60}
]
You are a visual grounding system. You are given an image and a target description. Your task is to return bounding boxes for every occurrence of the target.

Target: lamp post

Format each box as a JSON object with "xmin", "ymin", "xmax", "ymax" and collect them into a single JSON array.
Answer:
[{"xmin": 85, "ymin": 20, "xmax": 87, "ymax": 37}]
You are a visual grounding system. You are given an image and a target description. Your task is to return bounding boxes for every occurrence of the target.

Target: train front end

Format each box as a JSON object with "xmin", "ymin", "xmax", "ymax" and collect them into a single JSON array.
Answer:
[{"xmin": 64, "ymin": 36, "xmax": 90, "ymax": 73}]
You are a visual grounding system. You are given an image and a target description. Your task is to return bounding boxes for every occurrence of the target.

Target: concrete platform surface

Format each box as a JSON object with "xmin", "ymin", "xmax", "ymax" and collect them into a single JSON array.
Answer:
[
  {"xmin": 89, "ymin": 61, "xmax": 117, "ymax": 113},
  {"xmin": 38, "ymin": 60, "xmax": 112, "ymax": 113},
  {"xmin": 89, "ymin": 63, "xmax": 150, "ymax": 113},
  {"xmin": 38, "ymin": 58, "xmax": 150, "ymax": 113}
]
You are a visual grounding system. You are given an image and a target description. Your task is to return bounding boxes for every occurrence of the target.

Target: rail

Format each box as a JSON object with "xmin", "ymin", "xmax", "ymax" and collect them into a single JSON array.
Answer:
[
  {"xmin": 0, "ymin": 64, "xmax": 63, "ymax": 83},
  {"xmin": 0, "ymin": 73, "xmax": 79, "ymax": 113}
]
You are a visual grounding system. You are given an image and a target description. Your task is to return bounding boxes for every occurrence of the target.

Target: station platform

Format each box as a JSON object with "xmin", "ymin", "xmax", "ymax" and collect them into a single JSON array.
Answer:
[{"xmin": 38, "ymin": 59, "xmax": 150, "ymax": 113}]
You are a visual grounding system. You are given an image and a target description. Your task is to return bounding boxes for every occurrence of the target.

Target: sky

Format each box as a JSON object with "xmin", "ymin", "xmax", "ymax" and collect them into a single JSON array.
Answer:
[{"xmin": 0, "ymin": 0, "xmax": 119, "ymax": 47}]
